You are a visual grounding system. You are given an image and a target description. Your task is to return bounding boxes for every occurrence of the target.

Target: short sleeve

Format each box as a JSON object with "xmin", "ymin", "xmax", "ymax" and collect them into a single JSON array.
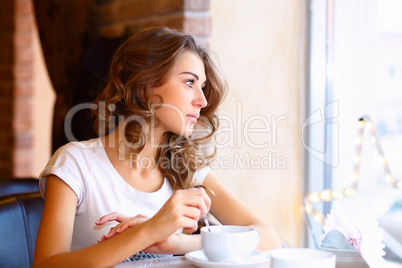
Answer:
[
  {"xmin": 193, "ymin": 166, "xmax": 211, "ymax": 185},
  {"xmin": 39, "ymin": 142, "xmax": 90, "ymax": 206}
]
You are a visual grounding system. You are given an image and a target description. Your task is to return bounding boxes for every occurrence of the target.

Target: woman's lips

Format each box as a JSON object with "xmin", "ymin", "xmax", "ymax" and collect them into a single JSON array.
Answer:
[{"xmin": 186, "ymin": 114, "xmax": 199, "ymax": 124}]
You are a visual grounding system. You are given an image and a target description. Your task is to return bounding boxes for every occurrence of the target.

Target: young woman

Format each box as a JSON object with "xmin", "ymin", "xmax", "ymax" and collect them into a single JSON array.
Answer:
[{"xmin": 33, "ymin": 27, "xmax": 281, "ymax": 268}]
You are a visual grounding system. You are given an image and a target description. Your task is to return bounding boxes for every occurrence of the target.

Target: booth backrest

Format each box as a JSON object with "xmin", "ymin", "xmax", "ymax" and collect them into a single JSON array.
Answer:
[
  {"xmin": 0, "ymin": 192, "xmax": 44, "ymax": 268},
  {"xmin": 0, "ymin": 177, "xmax": 39, "ymax": 197}
]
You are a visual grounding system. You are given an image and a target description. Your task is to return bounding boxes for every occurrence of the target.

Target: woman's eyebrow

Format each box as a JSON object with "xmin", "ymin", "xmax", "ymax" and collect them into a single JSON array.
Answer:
[{"xmin": 180, "ymin": 71, "xmax": 199, "ymax": 80}]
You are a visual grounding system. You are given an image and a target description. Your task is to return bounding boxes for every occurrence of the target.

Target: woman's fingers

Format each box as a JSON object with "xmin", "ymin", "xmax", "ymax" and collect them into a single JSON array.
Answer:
[
  {"xmin": 174, "ymin": 188, "xmax": 211, "ymax": 217},
  {"xmin": 152, "ymin": 188, "xmax": 211, "ymax": 234},
  {"xmin": 98, "ymin": 214, "xmax": 149, "ymax": 242},
  {"xmin": 118, "ymin": 214, "xmax": 148, "ymax": 233},
  {"xmin": 95, "ymin": 212, "xmax": 131, "ymax": 225}
]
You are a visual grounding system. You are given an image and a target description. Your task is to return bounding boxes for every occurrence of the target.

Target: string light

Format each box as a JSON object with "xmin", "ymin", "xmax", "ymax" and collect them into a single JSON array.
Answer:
[
  {"xmin": 385, "ymin": 174, "xmax": 393, "ymax": 183},
  {"xmin": 332, "ymin": 190, "xmax": 344, "ymax": 199},
  {"xmin": 306, "ymin": 204, "xmax": 313, "ymax": 213},
  {"xmin": 380, "ymin": 156, "xmax": 386, "ymax": 165},
  {"xmin": 305, "ymin": 115, "xmax": 402, "ymax": 225},
  {"xmin": 320, "ymin": 190, "xmax": 332, "ymax": 201},
  {"xmin": 309, "ymin": 193, "xmax": 320, "ymax": 203},
  {"xmin": 353, "ymin": 156, "xmax": 360, "ymax": 164},
  {"xmin": 314, "ymin": 213, "xmax": 324, "ymax": 223},
  {"xmin": 344, "ymin": 187, "xmax": 356, "ymax": 197}
]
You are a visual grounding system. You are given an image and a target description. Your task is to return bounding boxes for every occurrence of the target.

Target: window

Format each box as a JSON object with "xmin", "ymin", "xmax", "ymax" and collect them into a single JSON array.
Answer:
[{"xmin": 306, "ymin": 0, "xmax": 402, "ymax": 260}]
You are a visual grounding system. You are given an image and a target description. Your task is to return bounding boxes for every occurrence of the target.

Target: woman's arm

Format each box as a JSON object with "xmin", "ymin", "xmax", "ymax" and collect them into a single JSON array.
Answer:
[
  {"xmin": 203, "ymin": 171, "xmax": 282, "ymax": 251},
  {"xmin": 33, "ymin": 175, "xmax": 210, "ymax": 268}
]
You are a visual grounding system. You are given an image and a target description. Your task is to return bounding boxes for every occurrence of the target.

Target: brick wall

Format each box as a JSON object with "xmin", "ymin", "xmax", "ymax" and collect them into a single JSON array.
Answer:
[
  {"xmin": 0, "ymin": 0, "xmax": 35, "ymax": 177},
  {"xmin": 97, "ymin": 0, "xmax": 211, "ymax": 46},
  {"xmin": 0, "ymin": 0, "xmax": 211, "ymax": 177}
]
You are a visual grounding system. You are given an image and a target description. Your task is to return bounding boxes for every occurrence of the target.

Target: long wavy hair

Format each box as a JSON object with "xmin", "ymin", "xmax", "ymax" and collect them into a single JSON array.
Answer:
[{"xmin": 93, "ymin": 27, "xmax": 227, "ymax": 189}]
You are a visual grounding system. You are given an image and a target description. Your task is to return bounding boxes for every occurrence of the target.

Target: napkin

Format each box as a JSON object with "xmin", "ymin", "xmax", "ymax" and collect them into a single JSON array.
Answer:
[{"xmin": 321, "ymin": 203, "xmax": 386, "ymax": 267}]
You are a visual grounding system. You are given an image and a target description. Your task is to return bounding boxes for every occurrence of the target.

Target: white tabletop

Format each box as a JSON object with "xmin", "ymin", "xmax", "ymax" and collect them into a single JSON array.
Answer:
[
  {"xmin": 114, "ymin": 255, "xmax": 402, "ymax": 268},
  {"xmin": 114, "ymin": 256, "xmax": 196, "ymax": 267}
]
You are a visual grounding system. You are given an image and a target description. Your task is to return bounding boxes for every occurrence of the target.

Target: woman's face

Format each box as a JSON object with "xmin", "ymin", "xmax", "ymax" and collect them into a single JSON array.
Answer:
[{"xmin": 150, "ymin": 51, "xmax": 208, "ymax": 138}]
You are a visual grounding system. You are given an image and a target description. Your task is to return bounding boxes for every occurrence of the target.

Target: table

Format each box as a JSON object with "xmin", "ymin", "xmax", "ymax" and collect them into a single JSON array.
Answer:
[
  {"xmin": 114, "ymin": 256, "xmax": 195, "ymax": 267},
  {"xmin": 114, "ymin": 255, "xmax": 402, "ymax": 268}
]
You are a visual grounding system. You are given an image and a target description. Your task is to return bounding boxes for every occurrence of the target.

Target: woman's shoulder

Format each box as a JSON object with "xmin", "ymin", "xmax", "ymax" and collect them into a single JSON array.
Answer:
[
  {"xmin": 54, "ymin": 138, "xmax": 102, "ymax": 156},
  {"xmin": 193, "ymin": 166, "xmax": 211, "ymax": 185}
]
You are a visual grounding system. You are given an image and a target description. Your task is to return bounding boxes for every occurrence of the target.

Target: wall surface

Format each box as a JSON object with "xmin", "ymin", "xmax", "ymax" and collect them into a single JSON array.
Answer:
[
  {"xmin": 209, "ymin": 0, "xmax": 306, "ymax": 246},
  {"xmin": 33, "ymin": 25, "xmax": 55, "ymax": 177}
]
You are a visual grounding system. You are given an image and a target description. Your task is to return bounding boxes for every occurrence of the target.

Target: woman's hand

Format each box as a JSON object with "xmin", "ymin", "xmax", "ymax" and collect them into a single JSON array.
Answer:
[
  {"xmin": 96, "ymin": 188, "xmax": 210, "ymax": 254},
  {"xmin": 148, "ymin": 187, "xmax": 210, "ymax": 237},
  {"xmin": 96, "ymin": 212, "xmax": 149, "ymax": 242}
]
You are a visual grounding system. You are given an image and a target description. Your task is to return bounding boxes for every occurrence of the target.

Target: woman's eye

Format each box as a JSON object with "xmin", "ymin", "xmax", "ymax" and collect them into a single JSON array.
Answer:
[{"xmin": 186, "ymin": 80, "xmax": 194, "ymax": 87}]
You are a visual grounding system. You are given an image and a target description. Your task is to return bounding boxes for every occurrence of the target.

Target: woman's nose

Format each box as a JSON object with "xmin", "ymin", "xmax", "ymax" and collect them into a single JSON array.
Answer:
[{"xmin": 194, "ymin": 88, "xmax": 208, "ymax": 108}]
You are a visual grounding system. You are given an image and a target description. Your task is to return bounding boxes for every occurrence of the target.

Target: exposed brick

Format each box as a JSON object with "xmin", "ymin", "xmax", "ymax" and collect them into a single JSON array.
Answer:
[
  {"xmin": 15, "ymin": 132, "xmax": 33, "ymax": 149},
  {"xmin": 13, "ymin": 116, "xmax": 33, "ymax": 133},
  {"xmin": 15, "ymin": 79, "xmax": 34, "ymax": 98},
  {"xmin": 14, "ymin": 15, "xmax": 34, "ymax": 33},
  {"xmin": 13, "ymin": 98, "xmax": 33, "ymax": 115},
  {"xmin": 13, "ymin": 148, "xmax": 33, "ymax": 165},
  {"xmin": 153, "ymin": 0, "xmax": 183, "ymax": 15},
  {"xmin": 183, "ymin": 16, "xmax": 211, "ymax": 37},
  {"xmin": 15, "ymin": 46, "xmax": 33, "ymax": 62},
  {"xmin": 184, "ymin": 0, "xmax": 210, "ymax": 11},
  {"xmin": 15, "ymin": 0, "xmax": 33, "ymax": 15},
  {"xmin": 13, "ymin": 63, "xmax": 34, "ymax": 80},
  {"xmin": 14, "ymin": 32, "xmax": 32, "ymax": 48}
]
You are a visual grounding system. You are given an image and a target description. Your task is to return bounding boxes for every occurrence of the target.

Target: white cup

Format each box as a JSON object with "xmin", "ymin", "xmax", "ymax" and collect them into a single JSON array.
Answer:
[
  {"xmin": 270, "ymin": 248, "xmax": 336, "ymax": 268},
  {"xmin": 201, "ymin": 225, "xmax": 260, "ymax": 262}
]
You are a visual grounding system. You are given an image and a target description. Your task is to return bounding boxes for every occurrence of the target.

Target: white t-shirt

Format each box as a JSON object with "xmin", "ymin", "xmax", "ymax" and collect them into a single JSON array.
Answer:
[{"xmin": 39, "ymin": 138, "xmax": 210, "ymax": 251}]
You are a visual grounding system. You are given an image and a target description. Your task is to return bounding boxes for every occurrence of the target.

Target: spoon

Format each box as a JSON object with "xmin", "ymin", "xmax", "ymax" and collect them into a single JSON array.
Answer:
[
  {"xmin": 194, "ymin": 185, "xmax": 215, "ymax": 232},
  {"xmin": 204, "ymin": 215, "xmax": 211, "ymax": 232}
]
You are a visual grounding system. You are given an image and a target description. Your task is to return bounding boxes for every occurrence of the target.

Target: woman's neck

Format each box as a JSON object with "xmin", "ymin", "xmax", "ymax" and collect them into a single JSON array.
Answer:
[{"xmin": 103, "ymin": 128, "xmax": 161, "ymax": 172}]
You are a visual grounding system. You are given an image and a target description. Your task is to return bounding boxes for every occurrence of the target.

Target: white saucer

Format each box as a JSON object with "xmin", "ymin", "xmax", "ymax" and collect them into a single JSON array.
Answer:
[{"xmin": 184, "ymin": 250, "xmax": 270, "ymax": 268}]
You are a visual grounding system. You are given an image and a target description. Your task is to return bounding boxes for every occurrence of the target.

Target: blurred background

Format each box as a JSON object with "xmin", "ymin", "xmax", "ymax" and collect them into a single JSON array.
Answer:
[{"xmin": 1, "ymin": 0, "xmax": 401, "ymax": 255}]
